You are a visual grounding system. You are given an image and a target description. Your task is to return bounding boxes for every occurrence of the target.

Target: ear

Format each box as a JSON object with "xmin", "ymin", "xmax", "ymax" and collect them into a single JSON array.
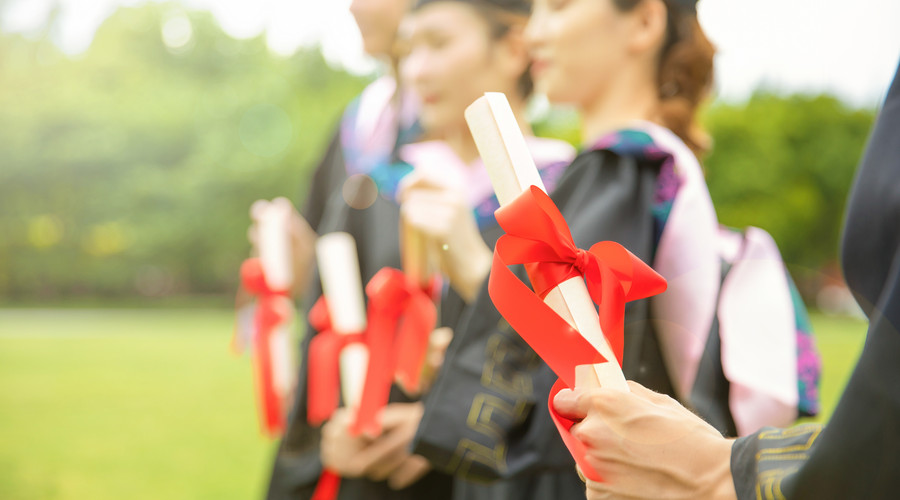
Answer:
[
  {"xmin": 496, "ymin": 24, "xmax": 531, "ymax": 89},
  {"xmin": 627, "ymin": 0, "xmax": 668, "ymax": 56}
]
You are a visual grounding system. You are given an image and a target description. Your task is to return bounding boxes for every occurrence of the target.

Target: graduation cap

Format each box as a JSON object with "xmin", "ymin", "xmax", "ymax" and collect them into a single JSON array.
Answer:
[
  {"xmin": 413, "ymin": 0, "xmax": 532, "ymax": 14},
  {"xmin": 672, "ymin": 0, "xmax": 699, "ymax": 13},
  {"xmin": 414, "ymin": 0, "xmax": 698, "ymax": 14}
]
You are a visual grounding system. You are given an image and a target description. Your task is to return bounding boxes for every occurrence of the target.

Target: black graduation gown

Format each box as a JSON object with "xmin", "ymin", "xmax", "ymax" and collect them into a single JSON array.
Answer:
[
  {"xmin": 265, "ymin": 128, "xmax": 455, "ymax": 500},
  {"xmin": 729, "ymin": 62, "xmax": 900, "ymax": 499},
  {"xmin": 412, "ymin": 147, "xmax": 677, "ymax": 500}
]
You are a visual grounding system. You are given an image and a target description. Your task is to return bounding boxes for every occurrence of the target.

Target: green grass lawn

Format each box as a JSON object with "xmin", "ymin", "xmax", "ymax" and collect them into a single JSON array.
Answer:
[
  {"xmin": 0, "ymin": 309, "xmax": 277, "ymax": 500},
  {"xmin": 0, "ymin": 308, "xmax": 869, "ymax": 499},
  {"xmin": 804, "ymin": 312, "xmax": 869, "ymax": 424}
]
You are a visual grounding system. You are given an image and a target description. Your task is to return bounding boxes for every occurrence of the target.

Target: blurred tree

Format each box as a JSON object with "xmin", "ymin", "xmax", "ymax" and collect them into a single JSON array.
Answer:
[
  {"xmin": 0, "ymin": 3, "xmax": 877, "ymax": 303},
  {"xmin": 703, "ymin": 94, "xmax": 875, "ymax": 293},
  {"xmin": 0, "ymin": 3, "xmax": 367, "ymax": 301}
]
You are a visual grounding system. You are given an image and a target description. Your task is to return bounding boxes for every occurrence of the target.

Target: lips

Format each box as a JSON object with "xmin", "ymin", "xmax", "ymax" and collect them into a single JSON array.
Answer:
[{"xmin": 531, "ymin": 59, "xmax": 550, "ymax": 78}]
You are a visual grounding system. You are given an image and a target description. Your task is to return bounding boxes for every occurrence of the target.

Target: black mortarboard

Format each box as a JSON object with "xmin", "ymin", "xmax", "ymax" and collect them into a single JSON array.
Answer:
[
  {"xmin": 672, "ymin": 0, "xmax": 699, "ymax": 13},
  {"xmin": 413, "ymin": 0, "xmax": 532, "ymax": 15}
]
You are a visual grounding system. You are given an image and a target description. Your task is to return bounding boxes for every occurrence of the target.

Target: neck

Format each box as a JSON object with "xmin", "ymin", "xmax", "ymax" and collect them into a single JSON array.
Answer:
[
  {"xmin": 443, "ymin": 127, "xmax": 482, "ymax": 165},
  {"xmin": 579, "ymin": 68, "xmax": 662, "ymax": 146},
  {"xmin": 442, "ymin": 93, "xmax": 532, "ymax": 165}
]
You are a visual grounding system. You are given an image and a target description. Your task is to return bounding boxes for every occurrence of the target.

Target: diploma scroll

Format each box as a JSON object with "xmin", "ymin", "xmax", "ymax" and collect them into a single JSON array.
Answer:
[
  {"xmin": 315, "ymin": 232, "xmax": 370, "ymax": 410},
  {"xmin": 235, "ymin": 198, "xmax": 298, "ymax": 437},
  {"xmin": 256, "ymin": 199, "xmax": 297, "ymax": 403},
  {"xmin": 401, "ymin": 219, "xmax": 440, "ymax": 289},
  {"xmin": 465, "ymin": 92, "xmax": 627, "ymax": 391},
  {"xmin": 257, "ymin": 198, "xmax": 295, "ymax": 292}
]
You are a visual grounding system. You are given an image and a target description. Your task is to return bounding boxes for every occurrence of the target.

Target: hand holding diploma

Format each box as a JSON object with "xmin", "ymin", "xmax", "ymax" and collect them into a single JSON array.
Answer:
[
  {"xmin": 248, "ymin": 197, "xmax": 317, "ymax": 298},
  {"xmin": 310, "ymin": 233, "xmax": 440, "ymax": 498},
  {"xmin": 235, "ymin": 197, "xmax": 299, "ymax": 437},
  {"xmin": 395, "ymin": 174, "xmax": 461, "ymax": 396},
  {"xmin": 308, "ymin": 232, "xmax": 370, "ymax": 500},
  {"xmin": 552, "ymin": 382, "xmax": 736, "ymax": 500},
  {"xmin": 321, "ymin": 403, "xmax": 432, "ymax": 490},
  {"xmin": 465, "ymin": 92, "xmax": 668, "ymax": 480},
  {"xmin": 398, "ymin": 171, "xmax": 492, "ymax": 303}
]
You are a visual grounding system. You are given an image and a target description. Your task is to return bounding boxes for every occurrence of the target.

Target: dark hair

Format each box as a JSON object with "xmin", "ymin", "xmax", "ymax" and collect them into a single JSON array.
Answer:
[
  {"xmin": 414, "ymin": 0, "xmax": 531, "ymax": 14},
  {"xmin": 474, "ymin": 2, "xmax": 534, "ymax": 98},
  {"xmin": 613, "ymin": 0, "xmax": 715, "ymax": 157}
]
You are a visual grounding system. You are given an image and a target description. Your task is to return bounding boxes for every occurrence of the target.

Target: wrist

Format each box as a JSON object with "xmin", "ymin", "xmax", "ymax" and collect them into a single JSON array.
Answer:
[
  {"xmin": 448, "ymin": 241, "xmax": 491, "ymax": 302},
  {"xmin": 708, "ymin": 437, "xmax": 738, "ymax": 500}
]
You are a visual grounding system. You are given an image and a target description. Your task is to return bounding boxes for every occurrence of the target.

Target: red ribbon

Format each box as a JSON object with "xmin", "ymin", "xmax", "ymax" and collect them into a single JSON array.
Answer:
[
  {"xmin": 310, "ymin": 469, "xmax": 341, "ymax": 500},
  {"xmin": 240, "ymin": 257, "xmax": 293, "ymax": 437},
  {"xmin": 306, "ymin": 296, "xmax": 366, "ymax": 500},
  {"xmin": 306, "ymin": 270, "xmax": 437, "ymax": 433},
  {"xmin": 307, "ymin": 268, "xmax": 437, "ymax": 500},
  {"xmin": 306, "ymin": 297, "xmax": 365, "ymax": 427},
  {"xmin": 488, "ymin": 186, "xmax": 667, "ymax": 482},
  {"xmin": 354, "ymin": 268, "xmax": 437, "ymax": 436}
]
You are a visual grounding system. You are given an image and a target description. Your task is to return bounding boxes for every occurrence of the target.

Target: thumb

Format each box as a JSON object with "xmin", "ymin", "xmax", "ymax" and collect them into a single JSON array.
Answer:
[
  {"xmin": 379, "ymin": 402, "xmax": 424, "ymax": 430},
  {"xmin": 552, "ymin": 387, "xmax": 587, "ymax": 420}
]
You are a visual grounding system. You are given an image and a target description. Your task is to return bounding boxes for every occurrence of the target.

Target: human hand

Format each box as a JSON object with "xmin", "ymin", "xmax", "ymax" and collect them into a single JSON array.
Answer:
[
  {"xmin": 361, "ymin": 402, "xmax": 431, "ymax": 489},
  {"xmin": 319, "ymin": 407, "xmax": 371, "ymax": 478},
  {"xmin": 247, "ymin": 197, "xmax": 316, "ymax": 297},
  {"xmin": 320, "ymin": 403, "xmax": 430, "ymax": 488},
  {"xmin": 553, "ymin": 381, "xmax": 737, "ymax": 500},
  {"xmin": 398, "ymin": 171, "xmax": 491, "ymax": 303}
]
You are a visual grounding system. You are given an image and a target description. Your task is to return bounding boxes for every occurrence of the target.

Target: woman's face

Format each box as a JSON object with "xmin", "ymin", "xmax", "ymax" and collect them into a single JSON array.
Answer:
[
  {"xmin": 350, "ymin": 0, "xmax": 411, "ymax": 57},
  {"xmin": 526, "ymin": 0, "xmax": 634, "ymax": 108},
  {"xmin": 399, "ymin": 3, "xmax": 525, "ymax": 135}
]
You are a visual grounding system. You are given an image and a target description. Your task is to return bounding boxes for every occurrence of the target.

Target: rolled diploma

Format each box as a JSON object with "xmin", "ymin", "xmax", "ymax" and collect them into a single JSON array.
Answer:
[
  {"xmin": 465, "ymin": 92, "xmax": 627, "ymax": 391},
  {"xmin": 257, "ymin": 199, "xmax": 295, "ymax": 292},
  {"xmin": 316, "ymin": 232, "xmax": 370, "ymax": 410},
  {"xmin": 270, "ymin": 316, "xmax": 295, "ymax": 398},
  {"xmin": 401, "ymin": 218, "xmax": 439, "ymax": 288}
]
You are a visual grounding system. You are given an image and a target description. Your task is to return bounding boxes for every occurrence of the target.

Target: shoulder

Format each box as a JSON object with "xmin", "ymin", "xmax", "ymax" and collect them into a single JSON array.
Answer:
[
  {"xmin": 588, "ymin": 126, "xmax": 673, "ymax": 164},
  {"xmin": 525, "ymin": 136, "xmax": 577, "ymax": 169},
  {"xmin": 340, "ymin": 75, "xmax": 403, "ymax": 150}
]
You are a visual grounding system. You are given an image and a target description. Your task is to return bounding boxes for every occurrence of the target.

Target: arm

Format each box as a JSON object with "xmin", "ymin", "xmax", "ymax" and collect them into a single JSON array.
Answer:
[
  {"xmin": 398, "ymin": 172, "xmax": 493, "ymax": 303},
  {"xmin": 301, "ymin": 128, "xmax": 346, "ymax": 233}
]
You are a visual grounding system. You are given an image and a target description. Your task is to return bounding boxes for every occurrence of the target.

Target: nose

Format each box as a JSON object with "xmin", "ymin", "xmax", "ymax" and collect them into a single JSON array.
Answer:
[
  {"xmin": 400, "ymin": 48, "xmax": 428, "ymax": 89},
  {"xmin": 523, "ymin": 6, "xmax": 545, "ymax": 52}
]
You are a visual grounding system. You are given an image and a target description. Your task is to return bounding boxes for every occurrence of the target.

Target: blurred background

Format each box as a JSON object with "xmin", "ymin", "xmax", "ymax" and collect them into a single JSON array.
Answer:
[{"xmin": 1, "ymin": 0, "xmax": 898, "ymax": 498}]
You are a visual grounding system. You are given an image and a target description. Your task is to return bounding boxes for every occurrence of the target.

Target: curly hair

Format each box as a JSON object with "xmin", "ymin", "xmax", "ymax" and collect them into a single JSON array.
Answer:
[{"xmin": 614, "ymin": 0, "xmax": 716, "ymax": 157}]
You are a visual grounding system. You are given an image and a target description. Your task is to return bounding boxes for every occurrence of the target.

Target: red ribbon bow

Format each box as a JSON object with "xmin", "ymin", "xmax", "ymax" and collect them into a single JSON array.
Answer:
[
  {"xmin": 307, "ymin": 268, "xmax": 437, "ymax": 500},
  {"xmin": 306, "ymin": 269, "xmax": 437, "ymax": 434},
  {"xmin": 305, "ymin": 297, "xmax": 366, "ymax": 427},
  {"xmin": 488, "ymin": 186, "xmax": 667, "ymax": 481},
  {"xmin": 240, "ymin": 257, "xmax": 293, "ymax": 437},
  {"xmin": 356, "ymin": 268, "xmax": 437, "ymax": 434}
]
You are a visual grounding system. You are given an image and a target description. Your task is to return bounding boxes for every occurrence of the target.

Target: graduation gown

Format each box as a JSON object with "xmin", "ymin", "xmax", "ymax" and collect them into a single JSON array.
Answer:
[
  {"xmin": 412, "ymin": 145, "xmax": 677, "ymax": 500},
  {"xmin": 266, "ymin": 119, "xmax": 575, "ymax": 499},
  {"xmin": 265, "ymin": 124, "xmax": 455, "ymax": 500},
  {"xmin": 729, "ymin": 61, "xmax": 900, "ymax": 499},
  {"xmin": 264, "ymin": 71, "xmax": 455, "ymax": 499}
]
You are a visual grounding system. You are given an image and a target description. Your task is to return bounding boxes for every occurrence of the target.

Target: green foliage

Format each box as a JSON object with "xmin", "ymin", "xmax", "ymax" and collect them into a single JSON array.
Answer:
[
  {"xmin": 0, "ymin": 2, "xmax": 878, "ymax": 301},
  {"xmin": 0, "ymin": 3, "xmax": 368, "ymax": 300},
  {"xmin": 703, "ymin": 94, "xmax": 876, "ymax": 280}
]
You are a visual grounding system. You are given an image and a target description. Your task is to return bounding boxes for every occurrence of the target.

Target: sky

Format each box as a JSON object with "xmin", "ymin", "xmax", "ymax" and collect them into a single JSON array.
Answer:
[{"xmin": 2, "ymin": 0, "xmax": 899, "ymax": 105}]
